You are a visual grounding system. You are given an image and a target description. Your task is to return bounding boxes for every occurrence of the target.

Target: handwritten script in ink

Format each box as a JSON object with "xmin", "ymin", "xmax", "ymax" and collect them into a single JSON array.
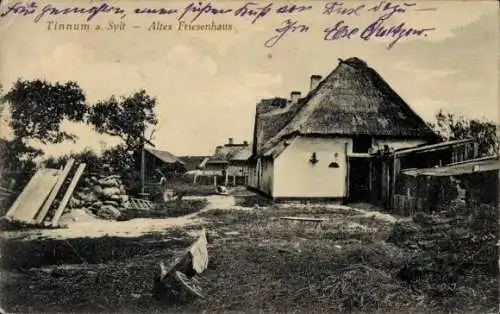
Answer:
[{"xmin": 0, "ymin": 1, "xmax": 437, "ymax": 49}]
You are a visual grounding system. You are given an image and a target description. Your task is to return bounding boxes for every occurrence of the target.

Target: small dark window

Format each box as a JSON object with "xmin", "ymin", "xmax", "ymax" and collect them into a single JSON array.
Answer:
[
  {"xmin": 353, "ymin": 135, "xmax": 372, "ymax": 153},
  {"xmin": 328, "ymin": 162, "xmax": 339, "ymax": 168}
]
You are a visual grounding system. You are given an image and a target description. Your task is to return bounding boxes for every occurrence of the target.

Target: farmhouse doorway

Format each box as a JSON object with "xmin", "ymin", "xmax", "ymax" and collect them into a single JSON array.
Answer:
[{"xmin": 348, "ymin": 157, "xmax": 371, "ymax": 202}]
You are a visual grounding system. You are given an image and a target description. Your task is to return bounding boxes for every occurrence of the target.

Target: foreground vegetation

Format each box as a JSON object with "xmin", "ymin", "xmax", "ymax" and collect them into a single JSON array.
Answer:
[{"xmin": 1, "ymin": 200, "xmax": 497, "ymax": 313}]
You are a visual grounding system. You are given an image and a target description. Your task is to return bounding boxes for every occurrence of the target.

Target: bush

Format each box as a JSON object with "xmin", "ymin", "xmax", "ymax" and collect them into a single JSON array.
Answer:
[
  {"xmin": 44, "ymin": 148, "xmax": 102, "ymax": 173},
  {"xmin": 0, "ymin": 138, "xmax": 40, "ymax": 191}
]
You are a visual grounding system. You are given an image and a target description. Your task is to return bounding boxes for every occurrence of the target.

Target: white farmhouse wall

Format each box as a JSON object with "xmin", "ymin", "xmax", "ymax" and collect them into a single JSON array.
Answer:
[
  {"xmin": 260, "ymin": 158, "xmax": 274, "ymax": 195},
  {"xmin": 248, "ymin": 162, "xmax": 258, "ymax": 188},
  {"xmin": 273, "ymin": 137, "xmax": 353, "ymax": 198},
  {"xmin": 373, "ymin": 138, "xmax": 427, "ymax": 151},
  {"xmin": 247, "ymin": 157, "xmax": 273, "ymax": 196}
]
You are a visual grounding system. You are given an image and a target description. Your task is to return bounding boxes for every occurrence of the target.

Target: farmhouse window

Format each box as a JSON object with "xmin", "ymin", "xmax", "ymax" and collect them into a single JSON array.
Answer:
[{"xmin": 353, "ymin": 135, "xmax": 372, "ymax": 153}]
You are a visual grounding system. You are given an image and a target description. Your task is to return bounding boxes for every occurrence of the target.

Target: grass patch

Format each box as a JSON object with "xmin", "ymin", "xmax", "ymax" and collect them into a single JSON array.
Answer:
[
  {"xmin": 234, "ymin": 195, "xmax": 274, "ymax": 207},
  {"xmin": 171, "ymin": 183, "xmax": 215, "ymax": 196},
  {"xmin": 2, "ymin": 202, "xmax": 498, "ymax": 313}
]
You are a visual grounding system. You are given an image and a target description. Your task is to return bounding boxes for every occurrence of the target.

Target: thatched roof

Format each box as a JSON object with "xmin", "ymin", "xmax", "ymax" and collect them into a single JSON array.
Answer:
[
  {"xmin": 252, "ymin": 98, "xmax": 304, "ymax": 156},
  {"xmin": 253, "ymin": 57, "xmax": 437, "ymax": 156},
  {"xmin": 179, "ymin": 156, "xmax": 210, "ymax": 171},
  {"xmin": 208, "ymin": 144, "xmax": 251, "ymax": 163},
  {"xmin": 230, "ymin": 146, "xmax": 252, "ymax": 161}
]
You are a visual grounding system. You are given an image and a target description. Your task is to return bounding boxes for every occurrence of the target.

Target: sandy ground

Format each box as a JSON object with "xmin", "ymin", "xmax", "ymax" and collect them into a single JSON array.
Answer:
[
  {"xmin": 278, "ymin": 202, "xmax": 399, "ymax": 223},
  {"xmin": 1, "ymin": 195, "xmax": 236, "ymax": 241}
]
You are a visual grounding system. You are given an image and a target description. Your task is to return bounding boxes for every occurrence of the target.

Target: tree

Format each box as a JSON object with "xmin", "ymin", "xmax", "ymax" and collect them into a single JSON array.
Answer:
[
  {"xmin": 429, "ymin": 109, "xmax": 499, "ymax": 157},
  {"xmin": 88, "ymin": 89, "xmax": 158, "ymax": 150},
  {"xmin": 3, "ymin": 79, "xmax": 87, "ymax": 144},
  {"xmin": 0, "ymin": 79, "xmax": 87, "ymax": 190}
]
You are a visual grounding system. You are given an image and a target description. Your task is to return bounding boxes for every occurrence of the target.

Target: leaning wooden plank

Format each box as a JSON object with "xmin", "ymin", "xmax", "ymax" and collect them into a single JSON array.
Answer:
[
  {"xmin": 189, "ymin": 228, "xmax": 208, "ymax": 274},
  {"xmin": 50, "ymin": 163, "xmax": 86, "ymax": 227},
  {"xmin": 7, "ymin": 169, "xmax": 61, "ymax": 223},
  {"xmin": 161, "ymin": 228, "xmax": 208, "ymax": 278},
  {"xmin": 34, "ymin": 159, "xmax": 75, "ymax": 224},
  {"xmin": 154, "ymin": 229, "xmax": 208, "ymax": 301},
  {"xmin": 4, "ymin": 169, "xmax": 44, "ymax": 219}
]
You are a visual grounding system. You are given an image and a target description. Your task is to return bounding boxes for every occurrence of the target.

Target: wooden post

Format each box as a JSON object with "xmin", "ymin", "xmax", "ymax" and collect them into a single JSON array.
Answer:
[
  {"xmin": 141, "ymin": 131, "xmax": 146, "ymax": 195},
  {"xmin": 368, "ymin": 158, "xmax": 373, "ymax": 198},
  {"xmin": 384, "ymin": 160, "xmax": 390, "ymax": 208},
  {"xmin": 391, "ymin": 155, "xmax": 397, "ymax": 212},
  {"xmin": 34, "ymin": 159, "xmax": 75, "ymax": 224},
  {"xmin": 344, "ymin": 143, "xmax": 349, "ymax": 201},
  {"xmin": 224, "ymin": 169, "xmax": 229, "ymax": 186},
  {"xmin": 50, "ymin": 163, "xmax": 86, "ymax": 227},
  {"xmin": 233, "ymin": 174, "xmax": 236, "ymax": 187},
  {"xmin": 214, "ymin": 175, "xmax": 217, "ymax": 187}
]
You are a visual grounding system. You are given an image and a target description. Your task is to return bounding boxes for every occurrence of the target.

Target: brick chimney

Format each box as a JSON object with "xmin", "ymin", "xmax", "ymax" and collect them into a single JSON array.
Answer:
[
  {"xmin": 228, "ymin": 138, "xmax": 234, "ymax": 145},
  {"xmin": 310, "ymin": 75, "xmax": 322, "ymax": 91},
  {"xmin": 290, "ymin": 91, "xmax": 301, "ymax": 104}
]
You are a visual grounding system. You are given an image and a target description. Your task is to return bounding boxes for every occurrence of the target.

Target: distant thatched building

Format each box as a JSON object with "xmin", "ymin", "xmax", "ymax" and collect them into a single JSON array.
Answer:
[
  {"xmin": 197, "ymin": 138, "xmax": 252, "ymax": 186},
  {"xmin": 179, "ymin": 156, "xmax": 210, "ymax": 172},
  {"xmin": 248, "ymin": 57, "xmax": 438, "ymax": 200}
]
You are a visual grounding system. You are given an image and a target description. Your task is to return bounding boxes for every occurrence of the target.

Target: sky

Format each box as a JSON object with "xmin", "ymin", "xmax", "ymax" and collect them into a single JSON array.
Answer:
[{"xmin": 0, "ymin": 0, "xmax": 498, "ymax": 157}]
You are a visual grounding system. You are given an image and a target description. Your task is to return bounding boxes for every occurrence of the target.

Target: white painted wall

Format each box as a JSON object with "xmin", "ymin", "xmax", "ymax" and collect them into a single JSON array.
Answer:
[
  {"xmin": 273, "ymin": 137, "xmax": 353, "ymax": 198},
  {"xmin": 247, "ymin": 157, "xmax": 273, "ymax": 196},
  {"xmin": 248, "ymin": 162, "xmax": 258, "ymax": 188},
  {"xmin": 373, "ymin": 138, "xmax": 427, "ymax": 151},
  {"xmin": 260, "ymin": 158, "xmax": 274, "ymax": 195}
]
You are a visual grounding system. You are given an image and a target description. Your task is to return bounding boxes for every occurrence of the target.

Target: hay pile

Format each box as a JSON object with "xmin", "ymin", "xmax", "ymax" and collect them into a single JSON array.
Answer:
[{"xmin": 66, "ymin": 175, "xmax": 131, "ymax": 220}]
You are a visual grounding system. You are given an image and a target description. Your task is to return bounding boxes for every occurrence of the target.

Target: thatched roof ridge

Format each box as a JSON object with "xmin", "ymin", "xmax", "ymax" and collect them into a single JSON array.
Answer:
[
  {"xmin": 257, "ymin": 57, "xmax": 437, "ymax": 155},
  {"xmin": 210, "ymin": 144, "xmax": 250, "ymax": 163},
  {"xmin": 230, "ymin": 146, "xmax": 252, "ymax": 161},
  {"xmin": 179, "ymin": 156, "xmax": 210, "ymax": 171},
  {"xmin": 252, "ymin": 97, "xmax": 305, "ymax": 155}
]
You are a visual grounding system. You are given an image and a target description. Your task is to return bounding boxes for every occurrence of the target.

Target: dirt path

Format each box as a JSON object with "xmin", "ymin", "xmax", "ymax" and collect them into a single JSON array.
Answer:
[{"xmin": 1, "ymin": 195, "xmax": 237, "ymax": 241}]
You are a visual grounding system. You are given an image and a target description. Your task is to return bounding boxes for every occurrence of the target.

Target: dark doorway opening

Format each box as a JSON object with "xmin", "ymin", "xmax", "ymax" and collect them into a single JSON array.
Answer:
[{"xmin": 348, "ymin": 157, "xmax": 371, "ymax": 202}]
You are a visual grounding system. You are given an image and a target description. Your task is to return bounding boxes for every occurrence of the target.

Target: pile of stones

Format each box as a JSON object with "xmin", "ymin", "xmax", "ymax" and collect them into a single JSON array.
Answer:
[{"xmin": 67, "ymin": 174, "xmax": 130, "ymax": 220}]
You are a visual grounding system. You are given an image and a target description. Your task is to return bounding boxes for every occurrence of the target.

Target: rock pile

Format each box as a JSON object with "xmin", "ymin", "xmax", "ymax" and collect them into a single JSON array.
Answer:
[{"xmin": 66, "ymin": 174, "xmax": 131, "ymax": 220}]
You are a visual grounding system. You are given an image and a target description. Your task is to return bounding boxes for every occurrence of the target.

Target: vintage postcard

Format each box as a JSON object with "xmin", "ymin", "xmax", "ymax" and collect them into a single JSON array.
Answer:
[{"xmin": 0, "ymin": 0, "xmax": 498, "ymax": 313}]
